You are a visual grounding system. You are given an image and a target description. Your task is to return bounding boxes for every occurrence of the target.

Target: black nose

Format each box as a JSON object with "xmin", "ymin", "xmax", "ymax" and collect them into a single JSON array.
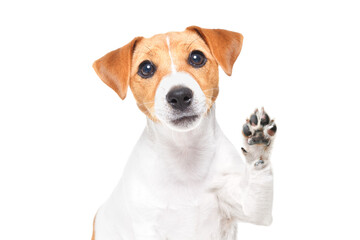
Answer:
[{"xmin": 166, "ymin": 87, "xmax": 193, "ymax": 111}]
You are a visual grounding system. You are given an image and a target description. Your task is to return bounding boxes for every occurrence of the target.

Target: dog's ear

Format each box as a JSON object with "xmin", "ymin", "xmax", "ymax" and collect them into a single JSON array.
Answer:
[
  {"xmin": 186, "ymin": 26, "xmax": 243, "ymax": 76},
  {"xmin": 93, "ymin": 37, "xmax": 142, "ymax": 100}
]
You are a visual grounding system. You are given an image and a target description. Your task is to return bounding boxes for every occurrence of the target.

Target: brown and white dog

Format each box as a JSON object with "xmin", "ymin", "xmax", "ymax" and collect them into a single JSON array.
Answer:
[{"xmin": 92, "ymin": 26, "xmax": 277, "ymax": 240}]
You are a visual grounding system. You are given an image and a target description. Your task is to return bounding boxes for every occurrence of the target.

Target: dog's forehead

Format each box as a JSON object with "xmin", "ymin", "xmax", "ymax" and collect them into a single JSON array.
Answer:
[{"xmin": 136, "ymin": 30, "xmax": 204, "ymax": 51}]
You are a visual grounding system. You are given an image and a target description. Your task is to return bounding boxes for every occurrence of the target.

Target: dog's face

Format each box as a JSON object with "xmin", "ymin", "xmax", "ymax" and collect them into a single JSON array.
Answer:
[{"xmin": 93, "ymin": 26, "xmax": 243, "ymax": 131}]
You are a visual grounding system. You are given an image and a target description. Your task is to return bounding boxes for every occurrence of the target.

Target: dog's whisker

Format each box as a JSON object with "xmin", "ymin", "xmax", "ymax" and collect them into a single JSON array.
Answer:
[
  {"xmin": 142, "ymin": 107, "xmax": 156, "ymax": 119},
  {"xmin": 204, "ymin": 92, "xmax": 217, "ymax": 96},
  {"xmin": 203, "ymin": 88, "xmax": 219, "ymax": 92},
  {"xmin": 137, "ymin": 101, "xmax": 155, "ymax": 107},
  {"xmin": 204, "ymin": 94, "xmax": 217, "ymax": 98}
]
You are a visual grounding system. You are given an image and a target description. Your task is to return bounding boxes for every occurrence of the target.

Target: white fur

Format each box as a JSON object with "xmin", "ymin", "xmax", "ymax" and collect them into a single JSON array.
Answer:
[
  {"xmin": 94, "ymin": 106, "xmax": 274, "ymax": 240},
  {"xmin": 94, "ymin": 38, "xmax": 274, "ymax": 240},
  {"xmin": 166, "ymin": 36, "xmax": 176, "ymax": 73}
]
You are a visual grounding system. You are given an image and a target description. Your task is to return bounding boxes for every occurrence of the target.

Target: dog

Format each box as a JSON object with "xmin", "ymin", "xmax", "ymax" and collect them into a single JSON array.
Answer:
[{"xmin": 91, "ymin": 26, "xmax": 277, "ymax": 240}]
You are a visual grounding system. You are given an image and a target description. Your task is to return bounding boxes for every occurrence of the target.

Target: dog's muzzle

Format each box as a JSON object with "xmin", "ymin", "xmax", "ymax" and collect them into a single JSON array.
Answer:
[{"xmin": 154, "ymin": 72, "xmax": 207, "ymax": 131}]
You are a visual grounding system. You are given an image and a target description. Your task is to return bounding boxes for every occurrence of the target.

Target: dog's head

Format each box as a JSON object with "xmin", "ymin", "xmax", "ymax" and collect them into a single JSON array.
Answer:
[{"xmin": 93, "ymin": 26, "xmax": 243, "ymax": 131}]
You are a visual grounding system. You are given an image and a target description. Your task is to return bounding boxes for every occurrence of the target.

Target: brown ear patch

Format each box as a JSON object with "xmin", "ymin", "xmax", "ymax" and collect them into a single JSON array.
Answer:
[
  {"xmin": 93, "ymin": 37, "xmax": 143, "ymax": 100},
  {"xmin": 186, "ymin": 26, "xmax": 243, "ymax": 76}
]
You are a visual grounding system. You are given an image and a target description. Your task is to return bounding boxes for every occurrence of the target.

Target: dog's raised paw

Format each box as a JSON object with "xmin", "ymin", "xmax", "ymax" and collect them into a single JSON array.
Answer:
[
  {"xmin": 241, "ymin": 108, "xmax": 277, "ymax": 164},
  {"xmin": 242, "ymin": 108, "xmax": 277, "ymax": 146}
]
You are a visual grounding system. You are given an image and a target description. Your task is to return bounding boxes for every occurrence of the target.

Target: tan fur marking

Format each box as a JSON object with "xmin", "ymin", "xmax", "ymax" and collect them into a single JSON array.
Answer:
[
  {"xmin": 130, "ymin": 35, "xmax": 172, "ymax": 121},
  {"xmin": 91, "ymin": 214, "xmax": 96, "ymax": 240},
  {"xmin": 93, "ymin": 26, "xmax": 243, "ymax": 120}
]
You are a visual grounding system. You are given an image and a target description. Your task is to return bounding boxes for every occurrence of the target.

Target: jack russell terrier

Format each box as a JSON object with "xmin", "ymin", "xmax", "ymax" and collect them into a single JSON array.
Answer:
[{"xmin": 92, "ymin": 26, "xmax": 277, "ymax": 240}]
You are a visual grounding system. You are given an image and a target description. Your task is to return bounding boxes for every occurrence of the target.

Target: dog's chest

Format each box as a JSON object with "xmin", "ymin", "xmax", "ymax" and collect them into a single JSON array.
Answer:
[
  {"xmin": 122, "ymin": 128, "xmax": 232, "ymax": 238},
  {"xmin": 129, "ymin": 181, "xmax": 220, "ymax": 239},
  {"xmin": 157, "ymin": 199, "xmax": 219, "ymax": 239}
]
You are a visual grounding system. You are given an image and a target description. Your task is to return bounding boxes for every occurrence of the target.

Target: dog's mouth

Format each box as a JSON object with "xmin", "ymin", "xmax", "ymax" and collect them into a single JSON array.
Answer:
[{"xmin": 171, "ymin": 115, "xmax": 199, "ymax": 125}]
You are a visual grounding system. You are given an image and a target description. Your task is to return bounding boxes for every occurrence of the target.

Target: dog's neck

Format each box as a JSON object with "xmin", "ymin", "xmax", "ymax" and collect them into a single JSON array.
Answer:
[{"xmin": 144, "ymin": 106, "xmax": 220, "ymax": 182}]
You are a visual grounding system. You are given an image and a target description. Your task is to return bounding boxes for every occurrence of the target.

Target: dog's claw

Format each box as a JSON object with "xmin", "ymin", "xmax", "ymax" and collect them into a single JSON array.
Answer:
[{"xmin": 241, "ymin": 147, "xmax": 248, "ymax": 153}]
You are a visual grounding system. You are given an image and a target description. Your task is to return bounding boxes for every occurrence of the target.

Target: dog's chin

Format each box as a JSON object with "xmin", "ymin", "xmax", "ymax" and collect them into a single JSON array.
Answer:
[{"xmin": 163, "ymin": 114, "xmax": 203, "ymax": 132}]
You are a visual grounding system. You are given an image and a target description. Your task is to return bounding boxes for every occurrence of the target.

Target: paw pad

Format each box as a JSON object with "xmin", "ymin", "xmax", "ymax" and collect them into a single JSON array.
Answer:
[
  {"xmin": 260, "ymin": 113, "xmax": 270, "ymax": 126},
  {"xmin": 253, "ymin": 159, "xmax": 267, "ymax": 169},
  {"xmin": 250, "ymin": 113, "xmax": 258, "ymax": 126}
]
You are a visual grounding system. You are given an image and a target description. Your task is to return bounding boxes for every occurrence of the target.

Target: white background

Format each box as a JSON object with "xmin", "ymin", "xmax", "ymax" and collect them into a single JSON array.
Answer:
[{"xmin": 1, "ymin": 0, "xmax": 359, "ymax": 239}]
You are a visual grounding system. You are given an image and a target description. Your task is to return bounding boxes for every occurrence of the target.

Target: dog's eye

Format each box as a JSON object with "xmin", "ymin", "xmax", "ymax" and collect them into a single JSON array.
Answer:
[
  {"xmin": 138, "ymin": 60, "xmax": 156, "ymax": 79},
  {"xmin": 188, "ymin": 50, "xmax": 207, "ymax": 68}
]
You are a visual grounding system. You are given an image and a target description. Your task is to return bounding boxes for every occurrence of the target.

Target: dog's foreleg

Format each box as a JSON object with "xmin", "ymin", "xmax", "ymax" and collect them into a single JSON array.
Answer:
[
  {"xmin": 238, "ymin": 147, "xmax": 274, "ymax": 226},
  {"xmin": 211, "ymin": 108, "xmax": 277, "ymax": 229}
]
